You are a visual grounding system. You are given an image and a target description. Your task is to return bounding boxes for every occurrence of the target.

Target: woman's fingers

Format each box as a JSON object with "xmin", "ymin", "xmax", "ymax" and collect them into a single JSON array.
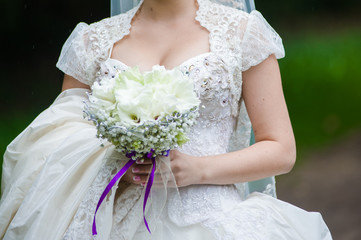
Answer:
[
  {"xmin": 120, "ymin": 156, "xmax": 175, "ymax": 186},
  {"xmin": 135, "ymin": 158, "xmax": 153, "ymax": 165},
  {"xmin": 130, "ymin": 160, "xmax": 153, "ymax": 184},
  {"xmin": 131, "ymin": 164, "xmax": 152, "ymax": 174},
  {"xmin": 132, "ymin": 174, "xmax": 150, "ymax": 184},
  {"xmin": 119, "ymin": 158, "xmax": 153, "ymax": 185}
]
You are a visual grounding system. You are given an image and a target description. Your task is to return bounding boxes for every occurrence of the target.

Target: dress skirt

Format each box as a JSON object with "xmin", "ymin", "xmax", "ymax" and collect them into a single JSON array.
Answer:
[{"xmin": 0, "ymin": 89, "xmax": 332, "ymax": 240}]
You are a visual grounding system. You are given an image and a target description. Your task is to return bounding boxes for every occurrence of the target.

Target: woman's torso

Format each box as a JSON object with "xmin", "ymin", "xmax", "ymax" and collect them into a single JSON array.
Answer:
[{"xmin": 91, "ymin": 0, "xmax": 250, "ymax": 227}]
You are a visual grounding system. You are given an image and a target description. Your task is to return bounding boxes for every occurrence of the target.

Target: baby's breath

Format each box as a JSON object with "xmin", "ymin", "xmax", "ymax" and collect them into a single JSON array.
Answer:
[{"xmin": 84, "ymin": 66, "xmax": 200, "ymax": 159}]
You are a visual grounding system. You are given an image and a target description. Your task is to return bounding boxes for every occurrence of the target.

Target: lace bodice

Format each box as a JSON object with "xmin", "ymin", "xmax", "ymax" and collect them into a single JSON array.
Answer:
[
  {"xmin": 56, "ymin": 0, "xmax": 284, "ymax": 158},
  {"xmin": 56, "ymin": 0, "xmax": 284, "ymax": 116},
  {"xmin": 56, "ymin": 0, "xmax": 285, "ymax": 165},
  {"xmin": 59, "ymin": 1, "xmax": 284, "ymax": 238}
]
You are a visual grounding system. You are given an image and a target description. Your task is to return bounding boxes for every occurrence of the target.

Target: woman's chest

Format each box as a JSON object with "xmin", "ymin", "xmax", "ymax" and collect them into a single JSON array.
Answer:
[
  {"xmin": 110, "ymin": 20, "xmax": 210, "ymax": 73},
  {"xmin": 98, "ymin": 53, "xmax": 234, "ymax": 118},
  {"xmin": 97, "ymin": 50, "xmax": 239, "ymax": 155}
]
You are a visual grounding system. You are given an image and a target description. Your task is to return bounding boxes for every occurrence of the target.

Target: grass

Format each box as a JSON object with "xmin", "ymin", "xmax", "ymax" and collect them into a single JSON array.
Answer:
[{"xmin": 1, "ymin": 29, "xmax": 361, "ymax": 179}]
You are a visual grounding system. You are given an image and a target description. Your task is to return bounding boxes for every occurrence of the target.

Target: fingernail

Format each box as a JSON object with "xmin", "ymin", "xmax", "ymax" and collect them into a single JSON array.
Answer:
[
  {"xmin": 136, "ymin": 159, "xmax": 144, "ymax": 164},
  {"xmin": 132, "ymin": 167, "xmax": 140, "ymax": 173},
  {"xmin": 133, "ymin": 176, "xmax": 141, "ymax": 181}
]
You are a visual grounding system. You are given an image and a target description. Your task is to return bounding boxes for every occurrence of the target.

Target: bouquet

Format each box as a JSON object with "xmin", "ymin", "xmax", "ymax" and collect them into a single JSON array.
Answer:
[{"xmin": 84, "ymin": 65, "xmax": 200, "ymax": 235}]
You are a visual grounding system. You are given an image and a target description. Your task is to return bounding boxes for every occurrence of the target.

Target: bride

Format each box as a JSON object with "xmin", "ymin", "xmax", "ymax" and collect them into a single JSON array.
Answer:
[{"xmin": 0, "ymin": 0, "xmax": 332, "ymax": 239}]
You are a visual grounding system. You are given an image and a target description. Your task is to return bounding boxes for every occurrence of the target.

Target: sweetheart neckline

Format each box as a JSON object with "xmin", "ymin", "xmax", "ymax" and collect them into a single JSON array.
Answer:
[
  {"xmin": 106, "ymin": 0, "xmax": 213, "ymax": 73},
  {"xmin": 107, "ymin": 52, "xmax": 213, "ymax": 72}
]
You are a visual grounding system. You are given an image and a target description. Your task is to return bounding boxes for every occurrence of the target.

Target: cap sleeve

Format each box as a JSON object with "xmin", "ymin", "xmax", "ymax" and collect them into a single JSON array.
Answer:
[
  {"xmin": 241, "ymin": 11, "xmax": 285, "ymax": 72},
  {"xmin": 56, "ymin": 22, "xmax": 92, "ymax": 85}
]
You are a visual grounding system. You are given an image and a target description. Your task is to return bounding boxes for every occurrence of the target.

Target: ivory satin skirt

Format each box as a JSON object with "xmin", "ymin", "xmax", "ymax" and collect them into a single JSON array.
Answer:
[{"xmin": 0, "ymin": 88, "xmax": 332, "ymax": 240}]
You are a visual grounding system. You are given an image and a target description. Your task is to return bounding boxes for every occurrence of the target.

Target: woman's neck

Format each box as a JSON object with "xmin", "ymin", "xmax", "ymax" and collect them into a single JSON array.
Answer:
[{"xmin": 141, "ymin": 0, "xmax": 198, "ymax": 22}]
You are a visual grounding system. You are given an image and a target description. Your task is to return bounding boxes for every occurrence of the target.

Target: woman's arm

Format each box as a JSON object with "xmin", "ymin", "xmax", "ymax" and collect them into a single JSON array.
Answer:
[
  {"xmin": 170, "ymin": 55, "xmax": 296, "ymax": 187},
  {"xmin": 61, "ymin": 74, "xmax": 90, "ymax": 91}
]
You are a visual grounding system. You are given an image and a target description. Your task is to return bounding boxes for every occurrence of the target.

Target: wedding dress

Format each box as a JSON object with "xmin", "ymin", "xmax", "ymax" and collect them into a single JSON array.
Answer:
[{"xmin": 0, "ymin": 0, "xmax": 332, "ymax": 239}]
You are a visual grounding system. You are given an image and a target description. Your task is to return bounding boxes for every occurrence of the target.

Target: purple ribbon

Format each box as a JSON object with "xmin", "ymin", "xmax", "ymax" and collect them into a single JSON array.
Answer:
[
  {"xmin": 92, "ymin": 149, "xmax": 170, "ymax": 236},
  {"xmin": 92, "ymin": 158, "xmax": 136, "ymax": 235},
  {"xmin": 143, "ymin": 156, "xmax": 156, "ymax": 233}
]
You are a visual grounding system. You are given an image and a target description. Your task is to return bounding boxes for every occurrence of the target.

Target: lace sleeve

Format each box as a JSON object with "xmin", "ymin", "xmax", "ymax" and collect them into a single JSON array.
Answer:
[
  {"xmin": 241, "ymin": 11, "xmax": 285, "ymax": 71},
  {"xmin": 56, "ymin": 22, "xmax": 93, "ymax": 85}
]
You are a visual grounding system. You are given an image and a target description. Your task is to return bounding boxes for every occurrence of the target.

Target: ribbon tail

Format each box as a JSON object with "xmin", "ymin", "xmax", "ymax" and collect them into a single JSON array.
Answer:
[
  {"xmin": 92, "ymin": 158, "xmax": 136, "ymax": 235},
  {"xmin": 143, "ymin": 157, "xmax": 156, "ymax": 233}
]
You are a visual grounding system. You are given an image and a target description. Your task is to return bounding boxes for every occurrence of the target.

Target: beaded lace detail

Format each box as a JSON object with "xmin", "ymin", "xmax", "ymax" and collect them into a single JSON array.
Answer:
[
  {"xmin": 56, "ymin": 0, "xmax": 284, "ymax": 118},
  {"xmin": 62, "ymin": 156, "xmax": 122, "ymax": 240},
  {"xmin": 60, "ymin": 0, "xmax": 284, "ymax": 239}
]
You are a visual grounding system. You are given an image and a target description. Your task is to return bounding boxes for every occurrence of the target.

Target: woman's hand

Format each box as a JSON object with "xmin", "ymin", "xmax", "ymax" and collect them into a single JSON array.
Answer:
[
  {"xmin": 120, "ymin": 158, "xmax": 153, "ymax": 186},
  {"xmin": 119, "ymin": 150, "xmax": 203, "ymax": 188},
  {"xmin": 169, "ymin": 150, "xmax": 203, "ymax": 187}
]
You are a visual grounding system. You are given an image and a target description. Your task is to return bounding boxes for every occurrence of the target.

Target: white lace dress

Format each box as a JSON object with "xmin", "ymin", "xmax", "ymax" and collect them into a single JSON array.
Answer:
[{"xmin": 0, "ymin": 0, "xmax": 332, "ymax": 239}]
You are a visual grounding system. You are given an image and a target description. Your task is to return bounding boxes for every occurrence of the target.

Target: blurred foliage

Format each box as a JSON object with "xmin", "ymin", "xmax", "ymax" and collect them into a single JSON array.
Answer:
[
  {"xmin": 256, "ymin": 0, "xmax": 361, "ymax": 22},
  {"xmin": 280, "ymin": 29, "xmax": 361, "ymax": 155}
]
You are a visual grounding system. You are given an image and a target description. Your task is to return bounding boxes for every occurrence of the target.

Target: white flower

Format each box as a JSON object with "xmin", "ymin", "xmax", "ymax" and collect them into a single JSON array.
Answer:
[
  {"xmin": 144, "ymin": 65, "xmax": 200, "ymax": 117},
  {"xmin": 84, "ymin": 65, "xmax": 200, "ymax": 158}
]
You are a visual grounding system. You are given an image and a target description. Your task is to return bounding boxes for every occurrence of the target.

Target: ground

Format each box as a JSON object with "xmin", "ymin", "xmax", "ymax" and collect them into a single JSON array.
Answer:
[{"xmin": 277, "ymin": 131, "xmax": 361, "ymax": 240}]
